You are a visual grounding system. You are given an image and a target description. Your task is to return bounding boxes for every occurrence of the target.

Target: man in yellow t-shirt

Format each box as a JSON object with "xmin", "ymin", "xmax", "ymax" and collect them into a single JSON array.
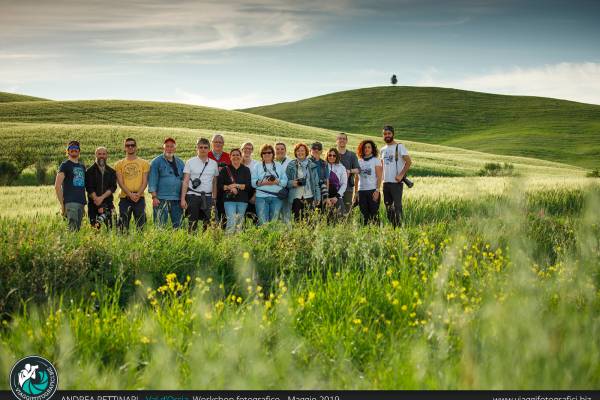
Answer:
[{"xmin": 115, "ymin": 137, "xmax": 150, "ymax": 230}]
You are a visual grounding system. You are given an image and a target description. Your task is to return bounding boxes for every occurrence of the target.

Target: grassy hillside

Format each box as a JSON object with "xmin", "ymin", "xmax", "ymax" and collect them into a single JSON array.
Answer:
[
  {"xmin": 0, "ymin": 122, "xmax": 585, "ymax": 178},
  {"xmin": 0, "ymin": 99, "xmax": 332, "ymax": 139},
  {"xmin": 242, "ymin": 86, "xmax": 600, "ymax": 169},
  {"xmin": 0, "ymin": 91, "xmax": 49, "ymax": 103},
  {"xmin": 0, "ymin": 95, "xmax": 587, "ymax": 179}
]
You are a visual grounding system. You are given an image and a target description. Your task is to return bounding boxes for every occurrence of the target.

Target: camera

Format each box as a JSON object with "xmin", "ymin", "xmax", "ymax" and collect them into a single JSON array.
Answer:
[
  {"xmin": 93, "ymin": 207, "xmax": 112, "ymax": 228},
  {"xmin": 224, "ymin": 187, "xmax": 236, "ymax": 200},
  {"xmin": 96, "ymin": 211, "xmax": 110, "ymax": 225},
  {"xmin": 266, "ymin": 175, "xmax": 276, "ymax": 182},
  {"xmin": 402, "ymin": 177, "xmax": 414, "ymax": 188},
  {"xmin": 192, "ymin": 178, "xmax": 202, "ymax": 188},
  {"xmin": 296, "ymin": 177, "xmax": 306, "ymax": 186}
]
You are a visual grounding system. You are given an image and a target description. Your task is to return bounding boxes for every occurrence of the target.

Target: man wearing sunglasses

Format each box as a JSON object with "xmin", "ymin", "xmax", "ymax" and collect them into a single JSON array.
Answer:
[
  {"xmin": 55, "ymin": 140, "xmax": 87, "ymax": 230},
  {"xmin": 115, "ymin": 137, "xmax": 150, "ymax": 230}
]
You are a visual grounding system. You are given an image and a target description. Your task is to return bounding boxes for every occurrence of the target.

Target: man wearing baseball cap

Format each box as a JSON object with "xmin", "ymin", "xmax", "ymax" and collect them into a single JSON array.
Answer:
[
  {"xmin": 309, "ymin": 142, "xmax": 329, "ymax": 210},
  {"xmin": 55, "ymin": 140, "xmax": 86, "ymax": 230},
  {"xmin": 148, "ymin": 137, "xmax": 185, "ymax": 228}
]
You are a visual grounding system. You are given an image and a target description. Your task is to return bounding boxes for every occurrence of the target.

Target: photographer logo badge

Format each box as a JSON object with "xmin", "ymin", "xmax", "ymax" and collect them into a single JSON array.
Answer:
[{"xmin": 10, "ymin": 356, "xmax": 58, "ymax": 400}]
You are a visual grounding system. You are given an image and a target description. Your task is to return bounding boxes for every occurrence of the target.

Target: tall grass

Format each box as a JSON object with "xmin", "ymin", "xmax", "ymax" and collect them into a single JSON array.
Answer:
[{"xmin": 1, "ymin": 183, "xmax": 599, "ymax": 389}]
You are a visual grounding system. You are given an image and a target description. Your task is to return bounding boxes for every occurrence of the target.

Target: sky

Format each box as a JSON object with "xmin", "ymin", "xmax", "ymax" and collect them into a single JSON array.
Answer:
[{"xmin": 1, "ymin": 0, "xmax": 599, "ymax": 109}]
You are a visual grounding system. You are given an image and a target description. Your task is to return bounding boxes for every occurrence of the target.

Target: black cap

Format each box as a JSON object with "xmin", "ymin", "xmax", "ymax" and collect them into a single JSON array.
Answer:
[{"xmin": 311, "ymin": 142, "xmax": 323, "ymax": 150}]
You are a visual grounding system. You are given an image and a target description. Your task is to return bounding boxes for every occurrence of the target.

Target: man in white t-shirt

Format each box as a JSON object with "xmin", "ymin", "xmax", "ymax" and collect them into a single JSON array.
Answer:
[
  {"xmin": 181, "ymin": 137, "xmax": 220, "ymax": 231},
  {"xmin": 380, "ymin": 125, "xmax": 412, "ymax": 227}
]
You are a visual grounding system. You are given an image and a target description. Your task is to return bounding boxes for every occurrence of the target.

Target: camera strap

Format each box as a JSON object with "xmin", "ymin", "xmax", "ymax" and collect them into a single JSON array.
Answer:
[
  {"xmin": 225, "ymin": 166, "xmax": 236, "ymax": 184},
  {"xmin": 187, "ymin": 160, "xmax": 210, "ymax": 194},
  {"xmin": 262, "ymin": 162, "xmax": 279, "ymax": 179}
]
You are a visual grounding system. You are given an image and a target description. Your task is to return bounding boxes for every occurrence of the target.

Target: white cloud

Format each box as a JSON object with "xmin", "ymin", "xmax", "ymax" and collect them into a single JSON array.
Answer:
[
  {"xmin": 0, "ymin": 0, "xmax": 347, "ymax": 56},
  {"xmin": 169, "ymin": 88, "xmax": 264, "ymax": 110},
  {"xmin": 419, "ymin": 62, "xmax": 600, "ymax": 105}
]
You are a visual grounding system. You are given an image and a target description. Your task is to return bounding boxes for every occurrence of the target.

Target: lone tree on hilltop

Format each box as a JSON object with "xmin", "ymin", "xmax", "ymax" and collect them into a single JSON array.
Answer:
[{"xmin": 391, "ymin": 74, "xmax": 398, "ymax": 85}]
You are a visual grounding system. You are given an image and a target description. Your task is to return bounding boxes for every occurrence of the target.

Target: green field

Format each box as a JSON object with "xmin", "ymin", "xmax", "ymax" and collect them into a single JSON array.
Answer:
[
  {"xmin": 0, "ymin": 93, "xmax": 588, "ymax": 180},
  {"xmin": 243, "ymin": 86, "xmax": 600, "ymax": 169},
  {"xmin": 0, "ymin": 91, "xmax": 599, "ymax": 390},
  {"xmin": 1, "ymin": 180, "xmax": 599, "ymax": 389},
  {"xmin": 0, "ymin": 91, "xmax": 49, "ymax": 103}
]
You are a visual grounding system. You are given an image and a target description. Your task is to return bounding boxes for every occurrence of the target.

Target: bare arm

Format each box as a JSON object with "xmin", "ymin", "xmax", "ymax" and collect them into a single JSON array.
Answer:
[
  {"xmin": 374, "ymin": 164, "xmax": 383, "ymax": 200},
  {"xmin": 138, "ymin": 172, "xmax": 148, "ymax": 194},
  {"xmin": 116, "ymin": 172, "xmax": 131, "ymax": 198},
  {"xmin": 55, "ymin": 172, "xmax": 65, "ymax": 212},
  {"xmin": 180, "ymin": 173, "xmax": 190, "ymax": 209},
  {"xmin": 396, "ymin": 155, "xmax": 412, "ymax": 182}
]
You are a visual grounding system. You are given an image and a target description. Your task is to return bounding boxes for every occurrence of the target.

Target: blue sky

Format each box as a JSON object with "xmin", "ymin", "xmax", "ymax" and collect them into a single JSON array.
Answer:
[{"xmin": 1, "ymin": 0, "xmax": 599, "ymax": 108}]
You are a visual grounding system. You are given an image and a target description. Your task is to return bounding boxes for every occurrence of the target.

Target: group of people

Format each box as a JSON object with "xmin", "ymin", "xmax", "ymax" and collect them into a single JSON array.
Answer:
[{"xmin": 54, "ymin": 126, "xmax": 412, "ymax": 232}]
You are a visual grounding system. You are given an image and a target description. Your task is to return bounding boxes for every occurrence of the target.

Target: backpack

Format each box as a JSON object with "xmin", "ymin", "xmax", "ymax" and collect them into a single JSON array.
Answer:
[{"xmin": 328, "ymin": 168, "xmax": 341, "ymax": 197}]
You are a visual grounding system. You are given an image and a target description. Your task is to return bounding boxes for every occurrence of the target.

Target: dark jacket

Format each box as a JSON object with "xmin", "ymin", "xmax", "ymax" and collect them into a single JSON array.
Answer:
[
  {"xmin": 85, "ymin": 162, "xmax": 117, "ymax": 209},
  {"xmin": 218, "ymin": 164, "xmax": 252, "ymax": 203}
]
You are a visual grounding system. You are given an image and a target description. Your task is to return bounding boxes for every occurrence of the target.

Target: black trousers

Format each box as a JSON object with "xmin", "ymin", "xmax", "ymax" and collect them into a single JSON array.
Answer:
[
  {"xmin": 215, "ymin": 187, "xmax": 226, "ymax": 227},
  {"xmin": 358, "ymin": 189, "xmax": 380, "ymax": 225},
  {"xmin": 292, "ymin": 198, "xmax": 315, "ymax": 221},
  {"xmin": 383, "ymin": 182, "xmax": 404, "ymax": 227},
  {"xmin": 119, "ymin": 197, "xmax": 146, "ymax": 230},
  {"xmin": 185, "ymin": 194, "xmax": 213, "ymax": 231}
]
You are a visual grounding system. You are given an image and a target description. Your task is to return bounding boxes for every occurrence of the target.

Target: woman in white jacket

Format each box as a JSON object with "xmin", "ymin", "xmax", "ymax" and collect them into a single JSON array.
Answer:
[{"xmin": 325, "ymin": 148, "xmax": 348, "ymax": 218}]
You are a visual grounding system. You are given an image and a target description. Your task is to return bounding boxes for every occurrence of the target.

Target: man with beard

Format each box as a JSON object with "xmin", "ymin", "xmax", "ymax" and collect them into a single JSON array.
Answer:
[
  {"xmin": 380, "ymin": 125, "xmax": 412, "ymax": 227},
  {"xmin": 115, "ymin": 137, "xmax": 150, "ymax": 230},
  {"xmin": 85, "ymin": 146, "xmax": 118, "ymax": 228},
  {"xmin": 55, "ymin": 140, "xmax": 86, "ymax": 231}
]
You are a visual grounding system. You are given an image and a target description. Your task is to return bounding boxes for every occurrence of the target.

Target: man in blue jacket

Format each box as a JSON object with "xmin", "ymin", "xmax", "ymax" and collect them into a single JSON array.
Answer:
[{"xmin": 149, "ymin": 137, "xmax": 185, "ymax": 228}]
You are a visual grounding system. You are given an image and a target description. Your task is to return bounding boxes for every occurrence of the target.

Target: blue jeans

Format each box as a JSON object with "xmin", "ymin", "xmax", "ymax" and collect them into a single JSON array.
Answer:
[
  {"xmin": 281, "ymin": 200, "xmax": 292, "ymax": 224},
  {"xmin": 224, "ymin": 201, "xmax": 248, "ymax": 232},
  {"xmin": 255, "ymin": 196, "xmax": 282, "ymax": 225},
  {"xmin": 153, "ymin": 199, "xmax": 183, "ymax": 228}
]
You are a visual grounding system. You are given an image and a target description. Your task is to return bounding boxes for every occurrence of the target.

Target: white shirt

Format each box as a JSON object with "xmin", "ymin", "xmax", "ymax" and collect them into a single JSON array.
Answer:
[
  {"xmin": 327, "ymin": 163, "xmax": 348, "ymax": 196},
  {"xmin": 380, "ymin": 143, "xmax": 409, "ymax": 183},
  {"xmin": 358, "ymin": 157, "xmax": 380, "ymax": 191},
  {"xmin": 183, "ymin": 156, "xmax": 219, "ymax": 196},
  {"xmin": 244, "ymin": 159, "xmax": 258, "ymax": 171},
  {"xmin": 277, "ymin": 157, "xmax": 291, "ymax": 173}
]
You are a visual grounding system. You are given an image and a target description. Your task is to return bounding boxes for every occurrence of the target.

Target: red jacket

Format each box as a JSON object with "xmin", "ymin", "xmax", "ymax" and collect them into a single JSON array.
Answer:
[{"xmin": 208, "ymin": 151, "xmax": 231, "ymax": 169}]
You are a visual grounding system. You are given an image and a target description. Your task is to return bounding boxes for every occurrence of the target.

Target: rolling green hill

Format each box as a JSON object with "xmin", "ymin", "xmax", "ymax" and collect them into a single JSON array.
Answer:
[
  {"xmin": 0, "ymin": 99, "xmax": 333, "ymax": 139},
  {"xmin": 0, "ymin": 94, "xmax": 587, "ymax": 179},
  {"xmin": 242, "ymin": 86, "xmax": 600, "ymax": 169},
  {"xmin": 0, "ymin": 91, "xmax": 49, "ymax": 103}
]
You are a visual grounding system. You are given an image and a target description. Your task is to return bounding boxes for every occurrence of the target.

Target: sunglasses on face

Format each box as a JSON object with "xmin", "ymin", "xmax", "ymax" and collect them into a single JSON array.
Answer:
[
  {"xmin": 328, "ymin": 154, "xmax": 336, "ymax": 157},
  {"xmin": 262, "ymin": 151, "xmax": 273, "ymax": 155},
  {"xmin": 197, "ymin": 146, "xmax": 209, "ymax": 149},
  {"xmin": 125, "ymin": 143, "xmax": 136, "ymax": 148}
]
